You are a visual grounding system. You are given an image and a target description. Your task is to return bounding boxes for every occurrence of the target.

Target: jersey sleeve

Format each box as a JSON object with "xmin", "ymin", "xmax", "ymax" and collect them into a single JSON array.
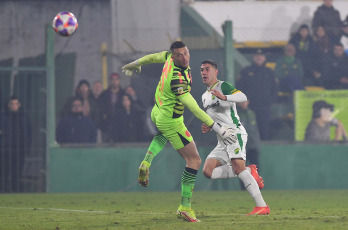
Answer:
[
  {"xmin": 179, "ymin": 93, "xmax": 214, "ymax": 127},
  {"xmin": 138, "ymin": 51, "xmax": 169, "ymax": 65},
  {"xmin": 221, "ymin": 81, "xmax": 240, "ymax": 95},
  {"xmin": 221, "ymin": 81, "xmax": 247, "ymax": 102}
]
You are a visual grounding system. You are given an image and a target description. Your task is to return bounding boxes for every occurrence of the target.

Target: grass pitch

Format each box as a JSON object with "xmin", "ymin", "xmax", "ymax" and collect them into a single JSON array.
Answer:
[{"xmin": 0, "ymin": 190, "xmax": 347, "ymax": 230}]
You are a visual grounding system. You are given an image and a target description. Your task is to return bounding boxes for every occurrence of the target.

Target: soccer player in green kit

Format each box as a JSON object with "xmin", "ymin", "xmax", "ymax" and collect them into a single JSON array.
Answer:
[{"xmin": 122, "ymin": 41, "xmax": 236, "ymax": 222}]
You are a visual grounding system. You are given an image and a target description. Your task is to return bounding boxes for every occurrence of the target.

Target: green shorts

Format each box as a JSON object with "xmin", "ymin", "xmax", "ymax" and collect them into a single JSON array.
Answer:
[{"xmin": 151, "ymin": 105, "xmax": 193, "ymax": 150}]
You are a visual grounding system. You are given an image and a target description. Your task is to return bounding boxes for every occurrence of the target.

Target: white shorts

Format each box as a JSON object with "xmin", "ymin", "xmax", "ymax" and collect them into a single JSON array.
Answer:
[{"xmin": 207, "ymin": 133, "xmax": 247, "ymax": 164}]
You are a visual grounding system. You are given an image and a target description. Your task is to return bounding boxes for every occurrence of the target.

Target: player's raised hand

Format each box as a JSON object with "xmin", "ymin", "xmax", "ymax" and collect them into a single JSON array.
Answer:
[
  {"xmin": 209, "ymin": 89, "xmax": 227, "ymax": 101},
  {"xmin": 121, "ymin": 60, "xmax": 141, "ymax": 76},
  {"xmin": 201, "ymin": 123, "xmax": 211, "ymax": 133}
]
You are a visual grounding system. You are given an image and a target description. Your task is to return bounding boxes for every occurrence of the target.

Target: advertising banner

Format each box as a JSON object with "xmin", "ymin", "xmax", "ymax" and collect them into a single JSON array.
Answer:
[{"xmin": 294, "ymin": 90, "xmax": 348, "ymax": 141}]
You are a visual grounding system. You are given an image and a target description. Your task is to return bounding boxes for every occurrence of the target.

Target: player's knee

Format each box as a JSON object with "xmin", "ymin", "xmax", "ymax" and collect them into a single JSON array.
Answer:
[
  {"xmin": 194, "ymin": 157, "xmax": 202, "ymax": 169},
  {"xmin": 231, "ymin": 160, "xmax": 245, "ymax": 175},
  {"xmin": 202, "ymin": 167, "xmax": 212, "ymax": 179},
  {"xmin": 186, "ymin": 155, "xmax": 201, "ymax": 169}
]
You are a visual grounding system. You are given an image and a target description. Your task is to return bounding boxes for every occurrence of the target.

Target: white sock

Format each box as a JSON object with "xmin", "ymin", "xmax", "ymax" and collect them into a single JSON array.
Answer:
[
  {"xmin": 238, "ymin": 170, "xmax": 266, "ymax": 207},
  {"xmin": 211, "ymin": 164, "xmax": 238, "ymax": 179}
]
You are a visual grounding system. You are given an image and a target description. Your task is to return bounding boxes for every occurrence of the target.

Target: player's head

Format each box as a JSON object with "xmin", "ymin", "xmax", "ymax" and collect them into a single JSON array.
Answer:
[
  {"xmin": 200, "ymin": 60, "xmax": 218, "ymax": 87},
  {"xmin": 8, "ymin": 95, "xmax": 21, "ymax": 112},
  {"xmin": 170, "ymin": 41, "xmax": 190, "ymax": 69},
  {"xmin": 312, "ymin": 100, "xmax": 334, "ymax": 121}
]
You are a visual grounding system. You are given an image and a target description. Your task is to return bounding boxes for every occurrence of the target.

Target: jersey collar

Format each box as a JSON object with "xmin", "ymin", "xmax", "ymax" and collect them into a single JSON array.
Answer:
[{"xmin": 207, "ymin": 80, "xmax": 220, "ymax": 91}]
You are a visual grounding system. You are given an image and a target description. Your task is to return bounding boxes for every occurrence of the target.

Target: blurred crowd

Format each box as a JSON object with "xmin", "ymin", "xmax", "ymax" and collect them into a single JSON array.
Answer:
[
  {"xmin": 237, "ymin": 0, "xmax": 348, "ymax": 141},
  {"xmin": 56, "ymin": 73, "xmax": 152, "ymax": 145}
]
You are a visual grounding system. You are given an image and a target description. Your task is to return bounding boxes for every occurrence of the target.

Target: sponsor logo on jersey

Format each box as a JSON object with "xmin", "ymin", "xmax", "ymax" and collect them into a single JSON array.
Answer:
[
  {"xmin": 178, "ymin": 87, "xmax": 184, "ymax": 94},
  {"xmin": 204, "ymin": 100, "xmax": 220, "ymax": 110}
]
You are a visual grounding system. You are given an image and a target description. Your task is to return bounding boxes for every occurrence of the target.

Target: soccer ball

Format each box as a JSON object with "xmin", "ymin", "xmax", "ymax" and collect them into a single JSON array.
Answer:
[{"xmin": 52, "ymin": 12, "xmax": 78, "ymax": 37}]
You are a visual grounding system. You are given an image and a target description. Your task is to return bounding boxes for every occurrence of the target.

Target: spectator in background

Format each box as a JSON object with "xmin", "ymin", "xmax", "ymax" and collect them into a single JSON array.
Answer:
[
  {"xmin": 92, "ymin": 81, "xmax": 103, "ymax": 100},
  {"xmin": 97, "ymin": 73, "xmax": 124, "ymax": 143},
  {"xmin": 60, "ymin": 79, "xmax": 100, "ymax": 126},
  {"xmin": 56, "ymin": 97, "xmax": 97, "ymax": 144},
  {"xmin": 339, "ymin": 20, "xmax": 348, "ymax": 53},
  {"xmin": 237, "ymin": 101, "xmax": 261, "ymax": 168},
  {"xmin": 312, "ymin": 0, "xmax": 342, "ymax": 43},
  {"xmin": 275, "ymin": 43, "xmax": 304, "ymax": 92},
  {"xmin": 1, "ymin": 96, "xmax": 31, "ymax": 192},
  {"xmin": 309, "ymin": 25, "xmax": 333, "ymax": 87},
  {"xmin": 305, "ymin": 100, "xmax": 347, "ymax": 142},
  {"xmin": 143, "ymin": 97, "xmax": 158, "ymax": 141},
  {"xmin": 237, "ymin": 49, "xmax": 278, "ymax": 140},
  {"xmin": 118, "ymin": 94, "xmax": 144, "ymax": 142},
  {"xmin": 323, "ymin": 43, "xmax": 348, "ymax": 89},
  {"xmin": 289, "ymin": 24, "xmax": 317, "ymax": 86},
  {"xmin": 125, "ymin": 85, "xmax": 145, "ymax": 112}
]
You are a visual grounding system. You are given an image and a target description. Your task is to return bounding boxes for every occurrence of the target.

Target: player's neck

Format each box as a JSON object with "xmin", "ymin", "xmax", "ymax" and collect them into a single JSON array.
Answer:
[{"xmin": 208, "ymin": 80, "xmax": 219, "ymax": 89}]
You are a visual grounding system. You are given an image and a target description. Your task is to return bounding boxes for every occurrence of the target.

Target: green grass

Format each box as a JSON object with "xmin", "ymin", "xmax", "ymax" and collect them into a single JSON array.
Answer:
[{"xmin": 0, "ymin": 190, "xmax": 347, "ymax": 230}]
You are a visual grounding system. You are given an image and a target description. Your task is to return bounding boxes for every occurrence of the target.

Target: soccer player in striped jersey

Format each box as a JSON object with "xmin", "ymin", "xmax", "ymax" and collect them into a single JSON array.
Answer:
[
  {"xmin": 200, "ymin": 60, "xmax": 270, "ymax": 216},
  {"xmin": 121, "ymin": 41, "xmax": 236, "ymax": 222}
]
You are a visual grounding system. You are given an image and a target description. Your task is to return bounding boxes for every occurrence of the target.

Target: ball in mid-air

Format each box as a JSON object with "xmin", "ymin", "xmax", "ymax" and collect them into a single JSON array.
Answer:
[{"xmin": 52, "ymin": 11, "xmax": 78, "ymax": 37}]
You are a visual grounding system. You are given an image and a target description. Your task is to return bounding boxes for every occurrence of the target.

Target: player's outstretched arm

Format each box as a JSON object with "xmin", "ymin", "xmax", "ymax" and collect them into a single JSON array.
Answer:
[
  {"xmin": 209, "ymin": 89, "xmax": 247, "ymax": 102},
  {"xmin": 179, "ymin": 93, "xmax": 237, "ymax": 144},
  {"xmin": 121, "ymin": 51, "xmax": 168, "ymax": 76}
]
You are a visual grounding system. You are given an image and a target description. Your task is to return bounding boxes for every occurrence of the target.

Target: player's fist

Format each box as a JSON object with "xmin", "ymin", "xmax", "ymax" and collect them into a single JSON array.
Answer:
[
  {"xmin": 121, "ymin": 60, "xmax": 141, "ymax": 76},
  {"xmin": 201, "ymin": 123, "xmax": 211, "ymax": 133},
  {"xmin": 209, "ymin": 89, "xmax": 227, "ymax": 101}
]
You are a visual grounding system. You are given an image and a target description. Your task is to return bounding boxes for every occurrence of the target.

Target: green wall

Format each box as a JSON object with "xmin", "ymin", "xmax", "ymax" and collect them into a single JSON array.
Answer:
[{"xmin": 48, "ymin": 144, "xmax": 348, "ymax": 193}]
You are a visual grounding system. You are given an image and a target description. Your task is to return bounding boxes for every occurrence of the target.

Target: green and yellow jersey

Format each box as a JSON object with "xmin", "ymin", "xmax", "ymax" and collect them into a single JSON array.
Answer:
[{"xmin": 138, "ymin": 51, "xmax": 214, "ymax": 127}]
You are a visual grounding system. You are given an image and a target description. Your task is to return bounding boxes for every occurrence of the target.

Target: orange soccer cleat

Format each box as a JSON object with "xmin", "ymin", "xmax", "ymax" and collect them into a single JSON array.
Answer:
[
  {"xmin": 247, "ymin": 205, "xmax": 270, "ymax": 216},
  {"xmin": 247, "ymin": 164, "xmax": 264, "ymax": 189}
]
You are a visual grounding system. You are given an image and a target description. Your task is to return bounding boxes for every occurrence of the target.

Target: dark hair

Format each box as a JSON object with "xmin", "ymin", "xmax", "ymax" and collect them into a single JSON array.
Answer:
[
  {"xmin": 312, "ymin": 100, "xmax": 334, "ymax": 119},
  {"xmin": 109, "ymin": 73, "xmax": 120, "ymax": 79},
  {"xmin": 71, "ymin": 97, "xmax": 83, "ymax": 105},
  {"xmin": 9, "ymin": 95, "xmax": 19, "ymax": 101},
  {"xmin": 298, "ymin": 24, "xmax": 310, "ymax": 31},
  {"xmin": 77, "ymin": 79, "xmax": 90, "ymax": 88},
  {"xmin": 201, "ymin": 60, "xmax": 218, "ymax": 69},
  {"xmin": 170, "ymin": 41, "xmax": 186, "ymax": 52},
  {"xmin": 333, "ymin": 42, "xmax": 344, "ymax": 48}
]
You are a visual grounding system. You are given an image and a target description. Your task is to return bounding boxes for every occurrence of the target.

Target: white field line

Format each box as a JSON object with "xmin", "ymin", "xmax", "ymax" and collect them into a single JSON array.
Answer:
[
  {"xmin": 0, "ymin": 207, "xmax": 343, "ymax": 219},
  {"xmin": 0, "ymin": 207, "xmax": 108, "ymax": 213}
]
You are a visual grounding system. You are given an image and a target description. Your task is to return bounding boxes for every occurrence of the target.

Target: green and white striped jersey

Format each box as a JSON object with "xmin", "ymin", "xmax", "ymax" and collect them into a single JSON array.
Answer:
[{"xmin": 202, "ymin": 80, "xmax": 247, "ymax": 135}]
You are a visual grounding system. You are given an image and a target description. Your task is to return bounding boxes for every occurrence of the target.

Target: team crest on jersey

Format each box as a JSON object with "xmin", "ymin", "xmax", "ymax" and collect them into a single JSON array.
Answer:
[
  {"xmin": 234, "ymin": 148, "xmax": 240, "ymax": 154},
  {"xmin": 212, "ymin": 94, "xmax": 216, "ymax": 100},
  {"xmin": 178, "ymin": 87, "xmax": 184, "ymax": 94}
]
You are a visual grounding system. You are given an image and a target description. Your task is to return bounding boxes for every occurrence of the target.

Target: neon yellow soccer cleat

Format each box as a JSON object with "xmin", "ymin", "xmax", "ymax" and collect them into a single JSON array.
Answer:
[
  {"xmin": 138, "ymin": 161, "xmax": 150, "ymax": 187},
  {"xmin": 177, "ymin": 205, "xmax": 201, "ymax": 222}
]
